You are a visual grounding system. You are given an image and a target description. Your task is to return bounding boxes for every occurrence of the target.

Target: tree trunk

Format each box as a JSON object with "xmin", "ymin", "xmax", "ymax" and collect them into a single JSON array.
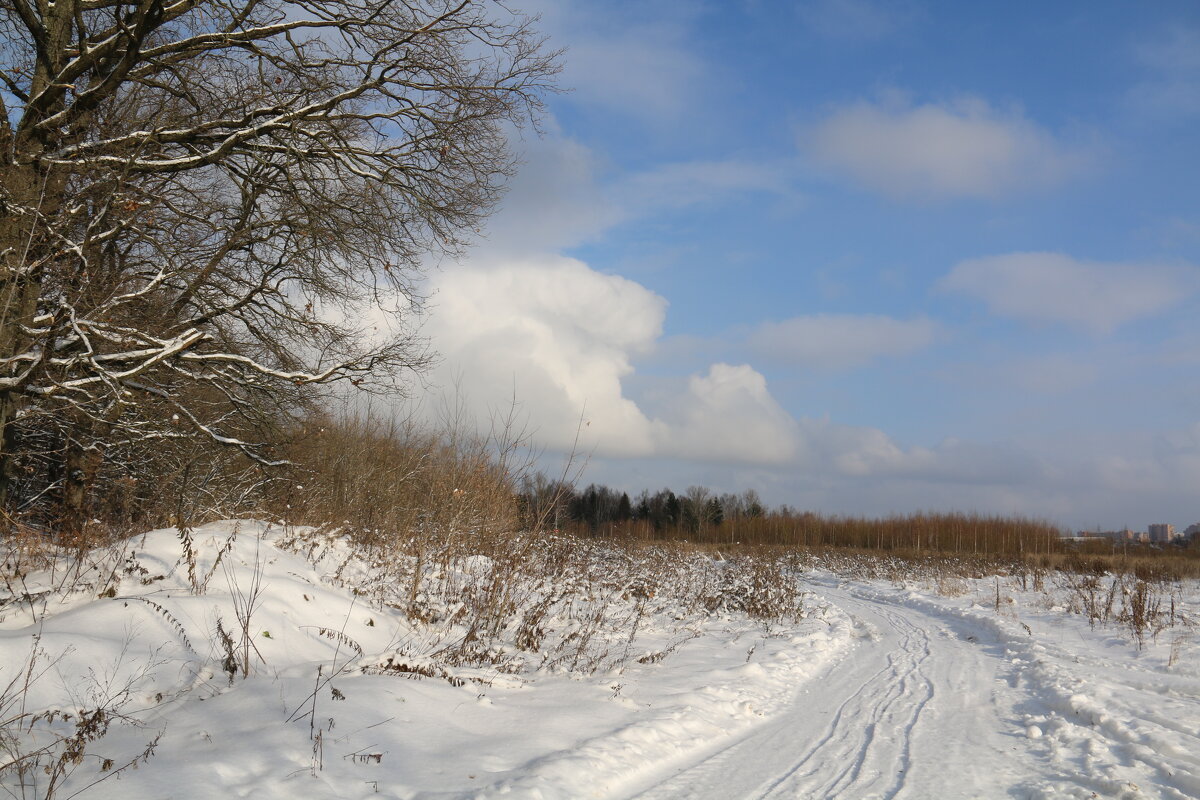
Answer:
[
  {"xmin": 0, "ymin": 0, "xmax": 75, "ymax": 516},
  {"xmin": 59, "ymin": 431, "xmax": 106, "ymax": 544},
  {"xmin": 0, "ymin": 393, "xmax": 19, "ymax": 511},
  {"xmin": 0, "ymin": 165, "xmax": 41, "ymax": 517}
]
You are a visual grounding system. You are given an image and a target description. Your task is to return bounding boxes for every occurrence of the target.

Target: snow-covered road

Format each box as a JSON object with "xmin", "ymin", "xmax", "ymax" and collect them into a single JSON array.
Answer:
[{"xmin": 625, "ymin": 583, "xmax": 1041, "ymax": 799}]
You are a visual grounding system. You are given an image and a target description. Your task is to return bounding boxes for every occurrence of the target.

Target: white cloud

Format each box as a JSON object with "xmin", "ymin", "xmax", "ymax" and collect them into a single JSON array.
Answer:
[
  {"xmin": 784, "ymin": 421, "xmax": 1035, "ymax": 484},
  {"xmin": 619, "ymin": 159, "xmax": 799, "ymax": 215},
  {"xmin": 819, "ymin": 423, "xmax": 928, "ymax": 477},
  {"xmin": 804, "ymin": 96, "xmax": 1088, "ymax": 198},
  {"xmin": 748, "ymin": 313, "xmax": 937, "ymax": 368},
  {"xmin": 797, "ymin": 0, "xmax": 904, "ymax": 42},
  {"xmin": 564, "ymin": 28, "xmax": 704, "ymax": 121},
  {"xmin": 663, "ymin": 364, "xmax": 801, "ymax": 464},
  {"xmin": 480, "ymin": 132, "xmax": 799, "ymax": 256},
  {"xmin": 423, "ymin": 256, "xmax": 1030, "ymax": 478},
  {"xmin": 940, "ymin": 252, "xmax": 1195, "ymax": 333},
  {"xmin": 423, "ymin": 256, "xmax": 1200, "ymax": 529},
  {"xmin": 525, "ymin": 0, "xmax": 707, "ymax": 124},
  {"xmin": 423, "ymin": 257, "xmax": 802, "ymax": 464},
  {"xmin": 1130, "ymin": 25, "xmax": 1200, "ymax": 118},
  {"xmin": 587, "ymin": 422, "xmax": 1200, "ymax": 530},
  {"xmin": 1018, "ymin": 426, "xmax": 1200, "ymax": 524},
  {"xmin": 479, "ymin": 133, "xmax": 620, "ymax": 255},
  {"xmin": 425, "ymin": 256, "xmax": 663, "ymax": 457},
  {"xmin": 943, "ymin": 352, "xmax": 1103, "ymax": 396},
  {"xmin": 1000, "ymin": 354, "xmax": 1102, "ymax": 395}
]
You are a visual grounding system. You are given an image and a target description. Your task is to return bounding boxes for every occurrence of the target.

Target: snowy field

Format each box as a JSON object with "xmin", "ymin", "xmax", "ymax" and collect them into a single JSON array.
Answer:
[{"xmin": 1, "ymin": 522, "xmax": 1198, "ymax": 799}]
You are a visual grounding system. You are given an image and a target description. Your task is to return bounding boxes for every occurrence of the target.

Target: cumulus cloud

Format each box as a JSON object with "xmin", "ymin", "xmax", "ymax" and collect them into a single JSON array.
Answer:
[
  {"xmin": 425, "ymin": 256, "xmax": 664, "ymax": 457},
  {"xmin": 662, "ymin": 364, "xmax": 802, "ymax": 464},
  {"xmin": 423, "ymin": 257, "xmax": 805, "ymax": 464},
  {"xmin": 421, "ymin": 256, "xmax": 1137, "ymax": 521},
  {"xmin": 425, "ymin": 252, "xmax": 1200, "ymax": 526},
  {"xmin": 804, "ymin": 96, "xmax": 1088, "ymax": 198},
  {"xmin": 423, "ymin": 255, "xmax": 1035, "ymax": 481},
  {"xmin": 747, "ymin": 313, "xmax": 937, "ymax": 368},
  {"xmin": 939, "ymin": 252, "xmax": 1195, "ymax": 333}
]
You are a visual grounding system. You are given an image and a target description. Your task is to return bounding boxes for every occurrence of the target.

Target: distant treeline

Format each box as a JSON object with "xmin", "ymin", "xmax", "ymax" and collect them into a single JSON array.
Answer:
[{"xmin": 516, "ymin": 479, "xmax": 1068, "ymax": 556}]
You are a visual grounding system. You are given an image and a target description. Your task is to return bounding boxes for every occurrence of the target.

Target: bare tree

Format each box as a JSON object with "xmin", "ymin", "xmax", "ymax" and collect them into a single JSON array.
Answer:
[
  {"xmin": 682, "ymin": 484, "xmax": 711, "ymax": 535},
  {"xmin": 0, "ymin": 0, "xmax": 557, "ymax": 529}
]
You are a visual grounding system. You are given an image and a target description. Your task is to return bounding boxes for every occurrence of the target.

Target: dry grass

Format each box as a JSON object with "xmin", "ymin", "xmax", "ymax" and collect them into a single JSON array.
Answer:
[
  {"xmin": 0, "ymin": 636, "xmax": 163, "ymax": 799},
  {"xmin": 1027, "ymin": 550, "xmax": 1200, "ymax": 581},
  {"xmin": 247, "ymin": 408, "xmax": 813, "ymax": 677},
  {"xmin": 268, "ymin": 408, "xmax": 524, "ymax": 553},
  {"xmin": 277, "ymin": 524, "xmax": 809, "ymax": 678},
  {"xmin": 1059, "ymin": 571, "xmax": 1191, "ymax": 649}
]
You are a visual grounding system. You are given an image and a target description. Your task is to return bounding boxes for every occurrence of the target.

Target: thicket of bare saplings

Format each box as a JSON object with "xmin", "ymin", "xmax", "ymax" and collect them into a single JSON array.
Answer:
[
  {"xmin": 260, "ymin": 413, "xmax": 1198, "ymax": 590},
  {"xmin": 268, "ymin": 408, "xmax": 525, "ymax": 549},
  {"xmin": 522, "ymin": 482, "xmax": 1064, "ymax": 556},
  {"xmin": 520, "ymin": 482, "xmax": 1200, "ymax": 577}
]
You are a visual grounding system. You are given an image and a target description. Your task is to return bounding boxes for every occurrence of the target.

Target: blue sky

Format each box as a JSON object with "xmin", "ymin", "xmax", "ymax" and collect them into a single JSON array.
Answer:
[{"xmin": 418, "ymin": 0, "xmax": 1200, "ymax": 530}]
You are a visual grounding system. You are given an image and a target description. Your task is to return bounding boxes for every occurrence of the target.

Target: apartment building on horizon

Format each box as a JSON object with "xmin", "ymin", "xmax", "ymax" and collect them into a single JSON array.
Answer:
[
  {"xmin": 1069, "ymin": 524, "xmax": 1200, "ymax": 544},
  {"xmin": 1148, "ymin": 523, "xmax": 1177, "ymax": 543}
]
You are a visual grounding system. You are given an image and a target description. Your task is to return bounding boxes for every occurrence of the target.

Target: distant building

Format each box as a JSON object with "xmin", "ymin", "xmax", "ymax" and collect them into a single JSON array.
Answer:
[
  {"xmin": 1072, "ymin": 528, "xmax": 1135, "ymax": 543},
  {"xmin": 1070, "ymin": 526, "xmax": 1191, "ymax": 545},
  {"xmin": 1148, "ymin": 523, "xmax": 1176, "ymax": 543}
]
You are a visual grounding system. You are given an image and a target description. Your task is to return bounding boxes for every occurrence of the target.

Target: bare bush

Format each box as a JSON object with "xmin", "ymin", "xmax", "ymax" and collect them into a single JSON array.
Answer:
[{"xmin": 0, "ymin": 637, "xmax": 162, "ymax": 799}]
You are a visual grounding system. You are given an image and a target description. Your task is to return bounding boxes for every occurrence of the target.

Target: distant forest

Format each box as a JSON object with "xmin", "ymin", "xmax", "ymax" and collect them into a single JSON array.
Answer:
[
  {"xmin": 516, "ymin": 479, "xmax": 1074, "ymax": 556},
  {"xmin": 517, "ymin": 482, "xmax": 763, "ymax": 535}
]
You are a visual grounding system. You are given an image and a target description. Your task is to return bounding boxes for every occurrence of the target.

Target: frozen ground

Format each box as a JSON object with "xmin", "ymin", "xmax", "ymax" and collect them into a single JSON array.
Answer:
[{"xmin": 1, "ymin": 523, "xmax": 1198, "ymax": 799}]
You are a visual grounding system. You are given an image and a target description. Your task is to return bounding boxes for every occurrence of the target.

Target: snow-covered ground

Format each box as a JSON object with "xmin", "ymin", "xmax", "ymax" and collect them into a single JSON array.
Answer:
[
  {"xmin": 2, "ymin": 523, "xmax": 1197, "ymax": 799},
  {"xmin": 630, "ymin": 574, "xmax": 1200, "ymax": 800}
]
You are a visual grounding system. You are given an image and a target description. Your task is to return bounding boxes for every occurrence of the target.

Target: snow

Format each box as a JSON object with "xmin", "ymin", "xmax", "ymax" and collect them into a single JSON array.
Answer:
[{"xmin": 2, "ymin": 523, "xmax": 1198, "ymax": 799}]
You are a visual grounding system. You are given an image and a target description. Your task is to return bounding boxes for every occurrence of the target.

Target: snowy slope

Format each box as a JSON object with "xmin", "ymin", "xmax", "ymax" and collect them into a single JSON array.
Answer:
[
  {"xmin": 0, "ymin": 523, "xmax": 849, "ymax": 799},
  {"xmin": 2, "ymin": 525, "xmax": 1197, "ymax": 799}
]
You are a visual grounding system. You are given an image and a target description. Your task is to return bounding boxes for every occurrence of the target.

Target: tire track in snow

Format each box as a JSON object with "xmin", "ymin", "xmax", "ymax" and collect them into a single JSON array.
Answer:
[
  {"xmin": 844, "ymin": 581, "xmax": 1200, "ymax": 799},
  {"xmin": 756, "ymin": 604, "xmax": 935, "ymax": 799},
  {"xmin": 626, "ymin": 585, "xmax": 1037, "ymax": 799}
]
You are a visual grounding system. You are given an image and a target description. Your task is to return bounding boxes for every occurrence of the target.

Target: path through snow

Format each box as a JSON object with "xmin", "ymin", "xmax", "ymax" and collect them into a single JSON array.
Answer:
[{"xmin": 624, "ymin": 582, "xmax": 1042, "ymax": 799}]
